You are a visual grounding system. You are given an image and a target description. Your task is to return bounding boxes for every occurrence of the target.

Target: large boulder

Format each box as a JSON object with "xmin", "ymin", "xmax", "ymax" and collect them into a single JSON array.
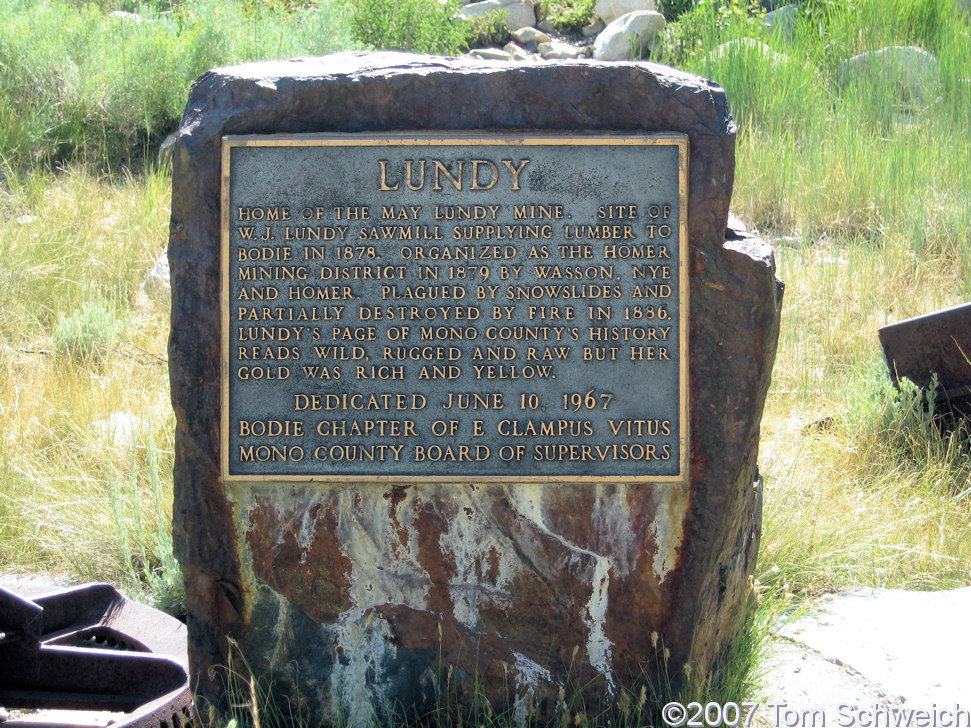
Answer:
[
  {"xmin": 169, "ymin": 52, "xmax": 781, "ymax": 724},
  {"xmin": 592, "ymin": 10, "xmax": 665, "ymax": 61},
  {"xmin": 837, "ymin": 46, "xmax": 940, "ymax": 105},
  {"xmin": 593, "ymin": 0, "xmax": 657, "ymax": 24},
  {"xmin": 458, "ymin": 0, "xmax": 537, "ymax": 30},
  {"xmin": 764, "ymin": 3, "xmax": 798, "ymax": 40}
]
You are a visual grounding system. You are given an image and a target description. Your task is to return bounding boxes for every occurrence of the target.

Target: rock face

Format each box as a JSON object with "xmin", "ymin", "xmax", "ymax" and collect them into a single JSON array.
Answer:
[
  {"xmin": 593, "ymin": 0, "xmax": 658, "ymax": 24},
  {"xmin": 592, "ymin": 11, "xmax": 666, "ymax": 61},
  {"xmin": 458, "ymin": 0, "xmax": 537, "ymax": 31},
  {"xmin": 169, "ymin": 52, "xmax": 781, "ymax": 724}
]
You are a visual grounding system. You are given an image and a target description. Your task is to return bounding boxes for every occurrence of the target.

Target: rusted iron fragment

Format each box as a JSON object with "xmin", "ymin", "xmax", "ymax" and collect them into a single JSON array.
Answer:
[
  {"xmin": 0, "ymin": 584, "xmax": 191, "ymax": 728},
  {"xmin": 879, "ymin": 303, "xmax": 971, "ymax": 413}
]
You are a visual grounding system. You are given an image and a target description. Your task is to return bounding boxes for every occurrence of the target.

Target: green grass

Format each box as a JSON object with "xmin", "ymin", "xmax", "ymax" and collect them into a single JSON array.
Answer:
[
  {"xmin": 680, "ymin": 0, "xmax": 971, "ymax": 604},
  {"xmin": 0, "ymin": 0, "xmax": 358, "ymax": 170}
]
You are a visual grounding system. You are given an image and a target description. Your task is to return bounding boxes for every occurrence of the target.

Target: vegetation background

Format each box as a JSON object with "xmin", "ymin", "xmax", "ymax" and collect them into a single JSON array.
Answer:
[{"xmin": 0, "ymin": 0, "xmax": 968, "ymax": 717}]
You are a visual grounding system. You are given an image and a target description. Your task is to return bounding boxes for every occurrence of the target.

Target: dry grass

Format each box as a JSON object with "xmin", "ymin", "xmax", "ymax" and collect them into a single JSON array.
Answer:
[{"xmin": 0, "ymin": 165, "xmax": 174, "ymax": 590}]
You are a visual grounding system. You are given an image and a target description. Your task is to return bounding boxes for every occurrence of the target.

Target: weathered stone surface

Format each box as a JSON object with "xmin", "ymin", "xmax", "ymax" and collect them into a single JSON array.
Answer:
[
  {"xmin": 837, "ymin": 46, "xmax": 940, "ymax": 105},
  {"xmin": 512, "ymin": 26, "xmax": 551, "ymax": 44},
  {"xmin": 170, "ymin": 52, "xmax": 781, "ymax": 723},
  {"xmin": 592, "ymin": 10, "xmax": 665, "ymax": 61},
  {"xmin": 468, "ymin": 47, "xmax": 514, "ymax": 60},
  {"xmin": 458, "ymin": 0, "xmax": 537, "ymax": 31},
  {"xmin": 594, "ymin": 0, "xmax": 657, "ymax": 24},
  {"xmin": 537, "ymin": 40, "xmax": 580, "ymax": 58}
]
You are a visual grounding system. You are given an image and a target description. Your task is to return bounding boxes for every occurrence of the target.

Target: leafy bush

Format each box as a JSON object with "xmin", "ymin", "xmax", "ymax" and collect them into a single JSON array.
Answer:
[
  {"xmin": 351, "ymin": 0, "xmax": 472, "ymax": 54},
  {"xmin": 539, "ymin": 0, "xmax": 597, "ymax": 32},
  {"xmin": 465, "ymin": 11, "xmax": 512, "ymax": 49},
  {"xmin": 52, "ymin": 301, "xmax": 125, "ymax": 363}
]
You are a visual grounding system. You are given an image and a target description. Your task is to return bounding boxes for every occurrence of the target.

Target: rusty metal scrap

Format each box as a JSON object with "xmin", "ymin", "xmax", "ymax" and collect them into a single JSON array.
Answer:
[
  {"xmin": 0, "ymin": 583, "xmax": 191, "ymax": 728},
  {"xmin": 879, "ymin": 302, "xmax": 971, "ymax": 414}
]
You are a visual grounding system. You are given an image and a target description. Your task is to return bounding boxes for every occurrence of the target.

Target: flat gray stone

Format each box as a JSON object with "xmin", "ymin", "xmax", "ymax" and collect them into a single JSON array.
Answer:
[
  {"xmin": 467, "ymin": 47, "xmax": 513, "ymax": 60},
  {"xmin": 537, "ymin": 40, "xmax": 580, "ymax": 59},
  {"xmin": 780, "ymin": 588, "xmax": 971, "ymax": 704},
  {"xmin": 512, "ymin": 26, "xmax": 551, "ymax": 44}
]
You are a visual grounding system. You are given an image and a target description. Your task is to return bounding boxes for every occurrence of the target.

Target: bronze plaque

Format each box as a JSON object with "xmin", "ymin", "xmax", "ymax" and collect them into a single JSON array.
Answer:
[{"xmin": 221, "ymin": 133, "xmax": 688, "ymax": 483}]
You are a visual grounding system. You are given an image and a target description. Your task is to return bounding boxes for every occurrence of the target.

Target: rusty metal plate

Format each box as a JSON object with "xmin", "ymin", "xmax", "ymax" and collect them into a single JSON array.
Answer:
[{"xmin": 878, "ymin": 302, "xmax": 971, "ymax": 409}]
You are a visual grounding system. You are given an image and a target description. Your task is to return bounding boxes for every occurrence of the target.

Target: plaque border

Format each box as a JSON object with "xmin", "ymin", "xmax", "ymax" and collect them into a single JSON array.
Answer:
[{"xmin": 220, "ymin": 133, "xmax": 689, "ymax": 485}]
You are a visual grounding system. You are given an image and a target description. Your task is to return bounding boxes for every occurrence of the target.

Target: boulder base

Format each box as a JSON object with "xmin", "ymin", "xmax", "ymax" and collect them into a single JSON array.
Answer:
[{"xmin": 169, "ymin": 52, "xmax": 781, "ymax": 723}]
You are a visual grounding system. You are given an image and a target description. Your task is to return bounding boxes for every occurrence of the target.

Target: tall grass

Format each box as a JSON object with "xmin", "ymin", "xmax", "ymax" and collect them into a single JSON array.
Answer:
[
  {"xmin": 0, "ymin": 165, "xmax": 177, "ymax": 604},
  {"xmin": 0, "ymin": 0, "xmax": 358, "ymax": 170},
  {"xmin": 657, "ymin": 0, "xmax": 971, "ymax": 603}
]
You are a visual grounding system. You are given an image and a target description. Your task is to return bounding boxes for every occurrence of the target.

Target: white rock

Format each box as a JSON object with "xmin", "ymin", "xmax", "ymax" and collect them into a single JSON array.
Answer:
[
  {"xmin": 594, "ymin": 0, "xmax": 656, "ymax": 24},
  {"xmin": 512, "ymin": 26, "xmax": 552, "ymax": 44},
  {"xmin": 142, "ymin": 251, "xmax": 170, "ymax": 304},
  {"xmin": 780, "ymin": 588, "xmax": 971, "ymax": 705},
  {"xmin": 504, "ymin": 42, "xmax": 533, "ymax": 61},
  {"xmin": 537, "ymin": 40, "xmax": 580, "ymax": 59},
  {"xmin": 158, "ymin": 132, "xmax": 177, "ymax": 167},
  {"xmin": 706, "ymin": 38, "xmax": 789, "ymax": 67},
  {"xmin": 459, "ymin": 0, "xmax": 536, "ymax": 31},
  {"xmin": 837, "ymin": 46, "xmax": 940, "ymax": 105},
  {"xmin": 91, "ymin": 413, "xmax": 150, "ymax": 450},
  {"xmin": 467, "ymin": 48, "xmax": 513, "ymax": 60},
  {"xmin": 536, "ymin": 18, "xmax": 555, "ymax": 32},
  {"xmin": 109, "ymin": 10, "xmax": 146, "ymax": 22},
  {"xmin": 592, "ymin": 10, "xmax": 665, "ymax": 61}
]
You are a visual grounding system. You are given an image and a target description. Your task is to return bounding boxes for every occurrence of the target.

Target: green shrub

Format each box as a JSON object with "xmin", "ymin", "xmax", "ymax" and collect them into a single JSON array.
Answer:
[
  {"xmin": 465, "ymin": 11, "xmax": 512, "ymax": 48},
  {"xmin": 351, "ymin": 0, "xmax": 472, "ymax": 54},
  {"xmin": 52, "ymin": 301, "xmax": 125, "ymax": 363},
  {"xmin": 539, "ymin": 0, "xmax": 597, "ymax": 32}
]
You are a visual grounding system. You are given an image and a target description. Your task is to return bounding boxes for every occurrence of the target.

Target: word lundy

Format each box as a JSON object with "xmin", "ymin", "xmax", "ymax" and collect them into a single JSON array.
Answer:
[{"xmin": 378, "ymin": 159, "xmax": 530, "ymax": 192}]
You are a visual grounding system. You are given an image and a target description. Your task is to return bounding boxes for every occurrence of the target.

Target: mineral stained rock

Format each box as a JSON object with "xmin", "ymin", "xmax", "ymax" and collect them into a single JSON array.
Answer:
[{"xmin": 169, "ymin": 52, "xmax": 782, "ymax": 724}]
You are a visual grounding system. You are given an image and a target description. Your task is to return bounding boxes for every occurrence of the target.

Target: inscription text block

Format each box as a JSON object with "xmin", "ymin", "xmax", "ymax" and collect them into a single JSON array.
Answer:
[{"xmin": 221, "ymin": 134, "xmax": 689, "ymax": 482}]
